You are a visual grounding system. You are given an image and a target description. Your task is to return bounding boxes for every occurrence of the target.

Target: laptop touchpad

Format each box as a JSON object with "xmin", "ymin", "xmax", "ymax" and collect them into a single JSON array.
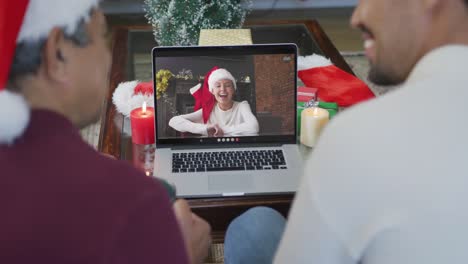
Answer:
[{"xmin": 208, "ymin": 173, "xmax": 253, "ymax": 192}]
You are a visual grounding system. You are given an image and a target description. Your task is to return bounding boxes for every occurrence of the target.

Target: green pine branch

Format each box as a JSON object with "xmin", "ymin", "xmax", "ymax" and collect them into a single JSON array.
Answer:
[{"xmin": 143, "ymin": 0, "xmax": 252, "ymax": 46}]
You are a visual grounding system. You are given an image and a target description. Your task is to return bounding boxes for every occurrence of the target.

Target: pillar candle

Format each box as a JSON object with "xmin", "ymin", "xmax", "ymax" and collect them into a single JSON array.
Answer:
[
  {"xmin": 300, "ymin": 107, "xmax": 329, "ymax": 147},
  {"xmin": 130, "ymin": 102, "xmax": 155, "ymax": 145}
]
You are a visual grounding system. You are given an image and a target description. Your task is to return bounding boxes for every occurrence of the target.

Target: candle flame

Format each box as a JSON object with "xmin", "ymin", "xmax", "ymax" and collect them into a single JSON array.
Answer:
[
  {"xmin": 145, "ymin": 171, "xmax": 150, "ymax": 177},
  {"xmin": 142, "ymin": 101, "xmax": 147, "ymax": 113},
  {"xmin": 313, "ymin": 107, "xmax": 319, "ymax": 116}
]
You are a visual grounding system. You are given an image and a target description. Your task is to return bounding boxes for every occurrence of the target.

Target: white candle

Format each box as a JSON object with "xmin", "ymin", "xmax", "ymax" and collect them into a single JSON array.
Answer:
[{"xmin": 300, "ymin": 107, "xmax": 330, "ymax": 147}]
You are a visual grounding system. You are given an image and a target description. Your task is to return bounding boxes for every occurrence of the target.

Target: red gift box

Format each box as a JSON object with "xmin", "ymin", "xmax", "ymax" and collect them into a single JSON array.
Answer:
[{"xmin": 297, "ymin": 86, "xmax": 318, "ymax": 102}]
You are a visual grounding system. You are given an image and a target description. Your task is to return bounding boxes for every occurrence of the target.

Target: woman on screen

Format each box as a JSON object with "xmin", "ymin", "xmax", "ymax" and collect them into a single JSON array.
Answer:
[{"xmin": 169, "ymin": 68, "xmax": 259, "ymax": 137}]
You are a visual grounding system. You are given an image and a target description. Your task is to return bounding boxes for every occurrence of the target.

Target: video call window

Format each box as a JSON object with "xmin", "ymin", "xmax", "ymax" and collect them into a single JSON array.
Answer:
[{"xmin": 155, "ymin": 54, "xmax": 296, "ymax": 139}]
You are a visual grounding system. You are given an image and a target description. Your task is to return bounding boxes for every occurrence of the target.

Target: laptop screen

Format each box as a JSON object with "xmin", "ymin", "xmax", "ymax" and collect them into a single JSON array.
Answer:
[{"xmin": 152, "ymin": 44, "xmax": 297, "ymax": 146}]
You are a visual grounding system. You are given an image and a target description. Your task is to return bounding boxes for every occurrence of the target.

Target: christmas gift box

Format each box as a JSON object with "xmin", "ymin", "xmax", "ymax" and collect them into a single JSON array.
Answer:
[
  {"xmin": 199, "ymin": 29, "xmax": 253, "ymax": 46},
  {"xmin": 297, "ymin": 86, "xmax": 318, "ymax": 103}
]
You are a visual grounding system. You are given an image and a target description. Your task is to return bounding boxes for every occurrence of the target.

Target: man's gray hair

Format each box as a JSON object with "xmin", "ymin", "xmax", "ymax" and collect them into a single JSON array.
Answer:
[{"xmin": 8, "ymin": 15, "xmax": 91, "ymax": 84}]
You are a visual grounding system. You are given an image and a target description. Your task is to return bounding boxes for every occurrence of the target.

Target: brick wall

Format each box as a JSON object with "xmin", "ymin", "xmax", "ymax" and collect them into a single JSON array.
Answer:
[{"xmin": 254, "ymin": 54, "xmax": 295, "ymax": 134}]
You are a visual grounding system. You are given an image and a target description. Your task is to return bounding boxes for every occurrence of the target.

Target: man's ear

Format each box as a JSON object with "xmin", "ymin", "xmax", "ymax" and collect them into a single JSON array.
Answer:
[{"xmin": 42, "ymin": 27, "xmax": 69, "ymax": 84}]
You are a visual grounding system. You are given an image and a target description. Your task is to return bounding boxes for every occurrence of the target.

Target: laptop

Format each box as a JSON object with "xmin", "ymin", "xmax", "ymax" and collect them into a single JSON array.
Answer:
[{"xmin": 152, "ymin": 44, "xmax": 303, "ymax": 198}]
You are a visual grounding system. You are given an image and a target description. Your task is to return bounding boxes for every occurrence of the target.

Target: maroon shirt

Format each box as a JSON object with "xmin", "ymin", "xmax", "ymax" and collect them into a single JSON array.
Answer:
[{"xmin": 0, "ymin": 110, "xmax": 189, "ymax": 263}]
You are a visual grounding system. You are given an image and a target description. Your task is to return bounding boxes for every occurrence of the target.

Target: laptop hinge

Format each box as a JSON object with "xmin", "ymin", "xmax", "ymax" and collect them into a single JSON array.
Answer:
[{"xmin": 171, "ymin": 142, "xmax": 283, "ymax": 150}]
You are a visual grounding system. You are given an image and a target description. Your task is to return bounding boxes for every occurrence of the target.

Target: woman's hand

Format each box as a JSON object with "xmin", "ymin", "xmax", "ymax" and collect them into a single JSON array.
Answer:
[
  {"xmin": 206, "ymin": 124, "xmax": 224, "ymax": 137},
  {"xmin": 173, "ymin": 199, "xmax": 212, "ymax": 264}
]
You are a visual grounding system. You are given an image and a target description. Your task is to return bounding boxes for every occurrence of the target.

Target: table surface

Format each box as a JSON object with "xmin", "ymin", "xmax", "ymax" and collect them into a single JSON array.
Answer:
[{"xmin": 99, "ymin": 20, "xmax": 353, "ymax": 241}]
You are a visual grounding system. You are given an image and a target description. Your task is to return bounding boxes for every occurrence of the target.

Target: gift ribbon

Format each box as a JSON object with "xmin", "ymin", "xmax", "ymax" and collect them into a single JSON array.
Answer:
[
  {"xmin": 304, "ymin": 100, "xmax": 320, "ymax": 109},
  {"xmin": 297, "ymin": 92, "xmax": 317, "ymax": 97},
  {"xmin": 300, "ymin": 100, "xmax": 338, "ymax": 119}
]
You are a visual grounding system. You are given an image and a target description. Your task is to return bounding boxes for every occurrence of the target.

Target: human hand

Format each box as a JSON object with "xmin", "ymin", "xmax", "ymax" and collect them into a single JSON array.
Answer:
[
  {"xmin": 213, "ymin": 124, "xmax": 224, "ymax": 137},
  {"xmin": 206, "ymin": 124, "xmax": 224, "ymax": 137},
  {"xmin": 173, "ymin": 199, "xmax": 212, "ymax": 264}
]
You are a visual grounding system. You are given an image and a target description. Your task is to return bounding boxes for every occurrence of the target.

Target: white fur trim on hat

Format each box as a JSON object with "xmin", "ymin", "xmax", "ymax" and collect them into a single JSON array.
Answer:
[
  {"xmin": 17, "ymin": 0, "xmax": 100, "ymax": 43},
  {"xmin": 208, "ymin": 69, "xmax": 237, "ymax": 94},
  {"xmin": 0, "ymin": 90, "xmax": 30, "ymax": 145},
  {"xmin": 298, "ymin": 54, "xmax": 333, "ymax": 71},
  {"xmin": 189, "ymin": 83, "xmax": 202, "ymax": 95},
  {"xmin": 112, "ymin": 81, "xmax": 154, "ymax": 117}
]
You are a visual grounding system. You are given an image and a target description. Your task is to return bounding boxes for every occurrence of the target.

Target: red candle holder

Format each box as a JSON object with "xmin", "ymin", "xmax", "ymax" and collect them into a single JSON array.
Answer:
[{"xmin": 130, "ymin": 102, "xmax": 155, "ymax": 145}]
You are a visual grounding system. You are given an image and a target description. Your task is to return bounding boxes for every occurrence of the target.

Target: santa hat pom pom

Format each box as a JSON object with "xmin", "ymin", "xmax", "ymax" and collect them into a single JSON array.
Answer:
[
  {"xmin": 113, "ymin": 80, "xmax": 139, "ymax": 117},
  {"xmin": 0, "ymin": 90, "xmax": 30, "ymax": 144},
  {"xmin": 298, "ymin": 54, "xmax": 333, "ymax": 71}
]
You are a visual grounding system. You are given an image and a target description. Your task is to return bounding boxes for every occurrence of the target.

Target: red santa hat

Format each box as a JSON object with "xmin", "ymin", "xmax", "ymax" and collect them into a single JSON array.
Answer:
[
  {"xmin": 113, "ymin": 81, "xmax": 154, "ymax": 117},
  {"xmin": 190, "ymin": 67, "xmax": 219, "ymax": 123},
  {"xmin": 0, "ymin": 0, "xmax": 100, "ymax": 144},
  {"xmin": 207, "ymin": 68, "xmax": 237, "ymax": 94}
]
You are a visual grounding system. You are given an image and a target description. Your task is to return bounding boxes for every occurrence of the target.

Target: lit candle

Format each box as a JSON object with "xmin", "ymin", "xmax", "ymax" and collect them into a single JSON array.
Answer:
[
  {"xmin": 300, "ymin": 107, "xmax": 329, "ymax": 147},
  {"xmin": 130, "ymin": 102, "xmax": 155, "ymax": 145}
]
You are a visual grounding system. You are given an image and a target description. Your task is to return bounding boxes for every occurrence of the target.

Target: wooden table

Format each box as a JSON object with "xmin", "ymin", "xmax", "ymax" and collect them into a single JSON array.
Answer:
[{"xmin": 99, "ymin": 20, "xmax": 353, "ymax": 242}]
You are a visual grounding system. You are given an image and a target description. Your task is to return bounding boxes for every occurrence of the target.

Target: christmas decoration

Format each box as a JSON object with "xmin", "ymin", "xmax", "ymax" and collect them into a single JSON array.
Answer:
[
  {"xmin": 297, "ymin": 101, "xmax": 338, "ymax": 134},
  {"xmin": 155, "ymin": 69, "xmax": 174, "ymax": 99},
  {"xmin": 297, "ymin": 86, "xmax": 318, "ymax": 102},
  {"xmin": 143, "ymin": 0, "xmax": 253, "ymax": 46},
  {"xmin": 298, "ymin": 54, "xmax": 375, "ymax": 107},
  {"xmin": 175, "ymin": 69, "xmax": 193, "ymax": 80},
  {"xmin": 198, "ymin": 29, "xmax": 252, "ymax": 46},
  {"xmin": 130, "ymin": 102, "xmax": 155, "ymax": 145},
  {"xmin": 300, "ymin": 106, "xmax": 329, "ymax": 148},
  {"xmin": 113, "ymin": 81, "xmax": 155, "ymax": 117}
]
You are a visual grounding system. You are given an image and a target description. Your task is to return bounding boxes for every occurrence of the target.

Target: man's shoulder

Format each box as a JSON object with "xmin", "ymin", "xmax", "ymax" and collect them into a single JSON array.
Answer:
[
  {"xmin": 39, "ymin": 135, "xmax": 166, "ymax": 203},
  {"xmin": 322, "ymin": 91, "xmax": 403, "ymax": 146},
  {"xmin": 309, "ymin": 88, "xmax": 414, "ymax": 189},
  {"xmin": 86, "ymin": 154, "xmax": 164, "ymax": 197}
]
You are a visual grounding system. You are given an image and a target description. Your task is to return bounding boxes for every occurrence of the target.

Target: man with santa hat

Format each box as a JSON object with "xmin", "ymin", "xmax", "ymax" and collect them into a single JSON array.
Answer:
[{"xmin": 0, "ymin": 1, "xmax": 210, "ymax": 263}]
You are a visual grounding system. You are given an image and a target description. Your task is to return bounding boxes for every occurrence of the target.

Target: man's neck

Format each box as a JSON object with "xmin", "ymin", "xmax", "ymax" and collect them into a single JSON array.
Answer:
[
  {"xmin": 427, "ymin": 3, "xmax": 468, "ymax": 51},
  {"xmin": 16, "ymin": 77, "xmax": 70, "ymax": 123}
]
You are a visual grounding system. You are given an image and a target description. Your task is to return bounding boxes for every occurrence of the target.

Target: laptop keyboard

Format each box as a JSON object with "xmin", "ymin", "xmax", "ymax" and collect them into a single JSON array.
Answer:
[{"xmin": 172, "ymin": 150, "xmax": 287, "ymax": 173}]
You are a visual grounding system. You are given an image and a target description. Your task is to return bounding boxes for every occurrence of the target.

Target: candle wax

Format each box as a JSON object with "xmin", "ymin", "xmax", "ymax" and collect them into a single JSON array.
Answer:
[
  {"xmin": 300, "ymin": 107, "xmax": 329, "ymax": 147},
  {"xmin": 130, "ymin": 106, "xmax": 155, "ymax": 145}
]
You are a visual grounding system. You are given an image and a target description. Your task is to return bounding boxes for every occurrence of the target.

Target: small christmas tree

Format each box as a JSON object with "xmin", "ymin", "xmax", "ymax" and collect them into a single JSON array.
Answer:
[{"xmin": 144, "ymin": 0, "xmax": 252, "ymax": 46}]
